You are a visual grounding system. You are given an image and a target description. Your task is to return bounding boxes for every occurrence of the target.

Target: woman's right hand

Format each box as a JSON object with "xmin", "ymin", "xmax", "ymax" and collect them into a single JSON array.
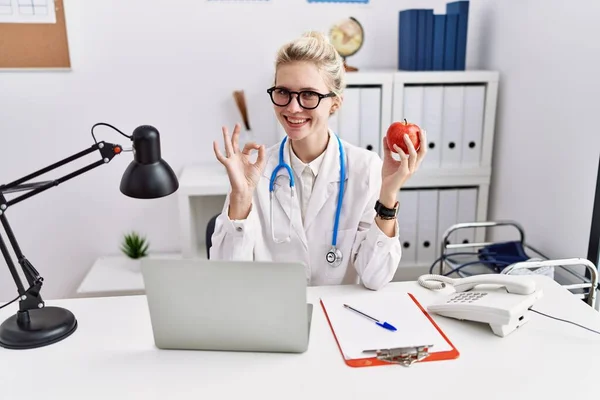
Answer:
[{"xmin": 213, "ymin": 123, "xmax": 266, "ymax": 219}]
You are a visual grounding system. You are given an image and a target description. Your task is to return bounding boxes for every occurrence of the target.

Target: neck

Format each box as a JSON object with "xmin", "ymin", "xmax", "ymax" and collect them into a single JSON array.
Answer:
[{"xmin": 290, "ymin": 129, "xmax": 329, "ymax": 164}]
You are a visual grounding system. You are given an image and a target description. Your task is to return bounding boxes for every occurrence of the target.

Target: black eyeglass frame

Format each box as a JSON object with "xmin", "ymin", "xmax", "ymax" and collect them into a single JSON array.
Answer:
[{"xmin": 267, "ymin": 86, "xmax": 336, "ymax": 110}]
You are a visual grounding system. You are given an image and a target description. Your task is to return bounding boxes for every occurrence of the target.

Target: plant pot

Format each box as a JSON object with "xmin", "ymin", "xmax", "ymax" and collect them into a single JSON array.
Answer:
[{"xmin": 121, "ymin": 256, "xmax": 143, "ymax": 273}]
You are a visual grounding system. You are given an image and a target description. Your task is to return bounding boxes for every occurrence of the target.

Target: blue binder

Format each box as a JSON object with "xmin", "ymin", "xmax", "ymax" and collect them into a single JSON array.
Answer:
[
  {"xmin": 423, "ymin": 10, "xmax": 434, "ymax": 70},
  {"xmin": 398, "ymin": 9, "xmax": 418, "ymax": 70},
  {"xmin": 432, "ymin": 14, "xmax": 446, "ymax": 70},
  {"xmin": 446, "ymin": 0, "xmax": 469, "ymax": 70},
  {"xmin": 415, "ymin": 10, "xmax": 432, "ymax": 70},
  {"xmin": 443, "ymin": 13, "xmax": 458, "ymax": 71}
]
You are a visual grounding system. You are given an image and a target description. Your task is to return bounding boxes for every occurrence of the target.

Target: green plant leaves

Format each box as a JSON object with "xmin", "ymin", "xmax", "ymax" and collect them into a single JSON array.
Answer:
[{"xmin": 121, "ymin": 231, "xmax": 149, "ymax": 259}]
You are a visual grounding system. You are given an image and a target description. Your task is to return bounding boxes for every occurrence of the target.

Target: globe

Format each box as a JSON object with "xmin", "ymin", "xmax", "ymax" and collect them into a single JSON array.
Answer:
[{"xmin": 329, "ymin": 17, "xmax": 364, "ymax": 72}]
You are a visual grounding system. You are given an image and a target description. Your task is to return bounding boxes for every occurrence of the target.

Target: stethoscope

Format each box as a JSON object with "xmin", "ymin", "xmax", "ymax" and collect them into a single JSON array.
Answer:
[{"xmin": 269, "ymin": 133, "xmax": 346, "ymax": 267}]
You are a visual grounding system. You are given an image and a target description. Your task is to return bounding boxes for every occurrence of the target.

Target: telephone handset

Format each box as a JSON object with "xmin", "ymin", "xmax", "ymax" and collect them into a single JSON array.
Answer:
[{"xmin": 417, "ymin": 274, "xmax": 544, "ymax": 337}]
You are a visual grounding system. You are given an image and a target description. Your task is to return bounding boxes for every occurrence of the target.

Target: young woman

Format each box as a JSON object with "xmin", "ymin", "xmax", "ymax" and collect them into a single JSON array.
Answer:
[{"xmin": 210, "ymin": 31, "xmax": 427, "ymax": 290}]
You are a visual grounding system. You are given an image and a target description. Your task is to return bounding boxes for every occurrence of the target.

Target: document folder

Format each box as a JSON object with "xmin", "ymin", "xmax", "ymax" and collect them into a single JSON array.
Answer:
[{"xmin": 320, "ymin": 291, "xmax": 459, "ymax": 367}]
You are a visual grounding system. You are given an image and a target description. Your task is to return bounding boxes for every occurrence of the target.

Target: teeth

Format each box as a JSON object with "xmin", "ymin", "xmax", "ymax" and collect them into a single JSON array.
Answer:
[{"xmin": 287, "ymin": 118, "xmax": 307, "ymax": 124}]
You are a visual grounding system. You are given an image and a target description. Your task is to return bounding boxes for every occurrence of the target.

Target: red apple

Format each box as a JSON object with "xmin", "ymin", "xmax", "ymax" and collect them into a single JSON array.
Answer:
[{"xmin": 386, "ymin": 119, "xmax": 421, "ymax": 154}]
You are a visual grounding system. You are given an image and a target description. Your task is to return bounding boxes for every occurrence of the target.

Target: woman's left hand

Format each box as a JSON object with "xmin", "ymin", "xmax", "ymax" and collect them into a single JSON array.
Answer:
[{"xmin": 379, "ymin": 129, "xmax": 428, "ymax": 206}]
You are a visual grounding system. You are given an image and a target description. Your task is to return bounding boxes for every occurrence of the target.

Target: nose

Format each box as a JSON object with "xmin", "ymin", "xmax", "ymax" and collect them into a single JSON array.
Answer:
[{"xmin": 285, "ymin": 94, "xmax": 303, "ymax": 113}]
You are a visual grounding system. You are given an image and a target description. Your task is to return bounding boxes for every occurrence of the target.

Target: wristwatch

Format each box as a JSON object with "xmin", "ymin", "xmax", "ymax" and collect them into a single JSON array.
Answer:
[{"xmin": 374, "ymin": 200, "xmax": 399, "ymax": 220}]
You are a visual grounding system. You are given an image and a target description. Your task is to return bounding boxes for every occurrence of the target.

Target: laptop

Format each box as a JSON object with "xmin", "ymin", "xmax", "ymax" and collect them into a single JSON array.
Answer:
[{"xmin": 140, "ymin": 258, "xmax": 313, "ymax": 353}]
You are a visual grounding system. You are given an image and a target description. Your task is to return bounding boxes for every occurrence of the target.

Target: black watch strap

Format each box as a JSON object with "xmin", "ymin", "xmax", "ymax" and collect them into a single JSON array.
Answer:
[{"xmin": 374, "ymin": 200, "xmax": 398, "ymax": 220}]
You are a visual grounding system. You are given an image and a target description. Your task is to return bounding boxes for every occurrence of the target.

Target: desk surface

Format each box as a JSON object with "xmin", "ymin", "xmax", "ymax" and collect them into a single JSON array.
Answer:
[{"xmin": 2, "ymin": 275, "xmax": 600, "ymax": 400}]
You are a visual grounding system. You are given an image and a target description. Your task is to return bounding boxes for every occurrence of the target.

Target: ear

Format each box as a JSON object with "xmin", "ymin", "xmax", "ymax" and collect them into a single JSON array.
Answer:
[{"xmin": 330, "ymin": 96, "xmax": 342, "ymax": 115}]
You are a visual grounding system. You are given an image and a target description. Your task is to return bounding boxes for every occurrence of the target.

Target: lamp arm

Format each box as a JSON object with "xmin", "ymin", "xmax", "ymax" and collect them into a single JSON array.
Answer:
[
  {"xmin": 0, "ymin": 141, "xmax": 124, "ymax": 207},
  {"xmin": 0, "ymin": 140, "xmax": 124, "ymax": 314}
]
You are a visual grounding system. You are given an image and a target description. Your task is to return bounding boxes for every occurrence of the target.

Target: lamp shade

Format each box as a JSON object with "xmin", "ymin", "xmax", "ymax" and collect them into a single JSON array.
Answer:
[{"xmin": 120, "ymin": 125, "xmax": 179, "ymax": 199}]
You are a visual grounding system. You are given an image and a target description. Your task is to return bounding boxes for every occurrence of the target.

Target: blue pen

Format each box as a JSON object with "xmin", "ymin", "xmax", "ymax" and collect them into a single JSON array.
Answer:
[{"xmin": 343, "ymin": 304, "xmax": 397, "ymax": 332}]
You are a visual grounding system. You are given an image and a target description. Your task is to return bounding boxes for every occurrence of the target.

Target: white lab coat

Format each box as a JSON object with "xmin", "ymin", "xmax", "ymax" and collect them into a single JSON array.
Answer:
[{"xmin": 209, "ymin": 132, "xmax": 402, "ymax": 290}]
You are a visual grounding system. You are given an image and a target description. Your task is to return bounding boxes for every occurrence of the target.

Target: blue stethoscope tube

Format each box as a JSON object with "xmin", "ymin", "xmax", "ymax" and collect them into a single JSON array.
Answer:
[{"xmin": 269, "ymin": 134, "xmax": 346, "ymax": 267}]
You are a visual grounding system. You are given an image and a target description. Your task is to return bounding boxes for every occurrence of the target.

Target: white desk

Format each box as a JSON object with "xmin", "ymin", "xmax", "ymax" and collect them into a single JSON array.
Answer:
[
  {"xmin": 3, "ymin": 275, "xmax": 600, "ymax": 400},
  {"xmin": 76, "ymin": 253, "xmax": 181, "ymax": 297}
]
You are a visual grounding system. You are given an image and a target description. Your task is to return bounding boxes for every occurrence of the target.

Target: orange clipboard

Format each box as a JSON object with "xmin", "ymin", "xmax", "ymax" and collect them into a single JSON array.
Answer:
[{"xmin": 320, "ymin": 293, "xmax": 460, "ymax": 367}]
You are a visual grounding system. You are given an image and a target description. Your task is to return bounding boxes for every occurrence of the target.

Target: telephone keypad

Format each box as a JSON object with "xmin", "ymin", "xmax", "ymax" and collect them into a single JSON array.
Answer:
[{"xmin": 447, "ymin": 292, "xmax": 488, "ymax": 303}]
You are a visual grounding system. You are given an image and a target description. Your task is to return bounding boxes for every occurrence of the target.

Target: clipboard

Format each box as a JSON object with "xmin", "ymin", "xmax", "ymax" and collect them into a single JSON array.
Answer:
[{"xmin": 320, "ymin": 292, "xmax": 460, "ymax": 367}]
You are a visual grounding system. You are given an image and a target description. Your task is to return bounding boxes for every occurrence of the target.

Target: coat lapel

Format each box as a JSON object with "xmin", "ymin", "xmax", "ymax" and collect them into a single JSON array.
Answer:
[{"xmin": 303, "ymin": 132, "xmax": 347, "ymax": 232}]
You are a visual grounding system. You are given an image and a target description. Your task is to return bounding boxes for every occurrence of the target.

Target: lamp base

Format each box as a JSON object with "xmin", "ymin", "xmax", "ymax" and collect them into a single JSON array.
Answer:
[{"xmin": 0, "ymin": 306, "xmax": 77, "ymax": 349}]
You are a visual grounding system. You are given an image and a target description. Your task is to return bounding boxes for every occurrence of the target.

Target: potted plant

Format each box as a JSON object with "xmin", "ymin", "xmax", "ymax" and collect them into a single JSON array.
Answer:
[{"xmin": 120, "ymin": 231, "xmax": 149, "ymax": 271}]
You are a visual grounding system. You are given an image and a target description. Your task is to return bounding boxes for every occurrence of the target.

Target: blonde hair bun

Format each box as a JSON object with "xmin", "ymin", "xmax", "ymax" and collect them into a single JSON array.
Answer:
[{"xmin": 275, "ymin": 30, "xmax": 346, "ymax": 97}]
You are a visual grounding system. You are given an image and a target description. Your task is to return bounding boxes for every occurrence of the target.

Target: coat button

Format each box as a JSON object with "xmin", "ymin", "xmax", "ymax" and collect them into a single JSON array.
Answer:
[
  {"xmin": 377, "ymin": 241, "xmax": 383, "ymax": 247},
  {"xmin": 236, "ymin": 226, "xmax": 243, "ymax": 232}
]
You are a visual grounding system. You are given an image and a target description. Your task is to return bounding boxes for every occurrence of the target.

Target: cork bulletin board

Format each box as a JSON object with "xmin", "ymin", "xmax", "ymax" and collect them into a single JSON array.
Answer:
[{"xmin": 0, "ymin": 0, "xmax": 71, "ymax": 69}]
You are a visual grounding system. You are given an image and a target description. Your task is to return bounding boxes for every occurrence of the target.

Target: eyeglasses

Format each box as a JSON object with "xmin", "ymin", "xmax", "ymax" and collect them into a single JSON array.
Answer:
[{"xmin": 267, "ymin": 86, "xmax": 336, "ymax": 110}]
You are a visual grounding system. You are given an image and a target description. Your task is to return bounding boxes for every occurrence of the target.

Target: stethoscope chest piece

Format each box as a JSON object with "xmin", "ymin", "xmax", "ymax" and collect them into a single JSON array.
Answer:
[{"xmin": 326, "ymin": 247, "xmax": 343, "ymax": 267}]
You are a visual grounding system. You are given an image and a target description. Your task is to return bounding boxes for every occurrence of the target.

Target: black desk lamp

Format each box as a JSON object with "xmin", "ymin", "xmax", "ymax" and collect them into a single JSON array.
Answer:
[{"xmin": 0, "ymin": 123, "xmax": 179, "ymax": 350}]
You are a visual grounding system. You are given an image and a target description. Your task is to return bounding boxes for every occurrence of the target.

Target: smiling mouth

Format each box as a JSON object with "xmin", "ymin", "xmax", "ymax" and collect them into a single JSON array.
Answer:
[{"xmin": 284, "ymin": 116, "xmax": 310, "ymax": 127}]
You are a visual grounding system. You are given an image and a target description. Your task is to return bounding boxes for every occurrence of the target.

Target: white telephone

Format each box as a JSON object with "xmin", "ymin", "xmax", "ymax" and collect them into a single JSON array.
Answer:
[{"xmin": 417, "ymin": 274, "xmax": 544, "ymax": 337}]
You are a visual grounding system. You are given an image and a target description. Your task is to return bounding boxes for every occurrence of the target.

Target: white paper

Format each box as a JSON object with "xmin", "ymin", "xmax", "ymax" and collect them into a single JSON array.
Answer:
[
  {"xmin": 321, "ymin": 291, "xmax": 452, "ymax": 360},
  {"xmin": 0, "ymin": 0, "xmax": 56, "ymax": 24}
]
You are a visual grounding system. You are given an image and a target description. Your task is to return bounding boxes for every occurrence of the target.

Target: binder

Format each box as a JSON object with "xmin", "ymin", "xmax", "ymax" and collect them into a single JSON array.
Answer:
[
  {"xmin": 422, "ymin": 85, "xmax": 444, "ymax": 168},
  {"xmin": 402, "ymin": 85, "xmax": 423, "ymax": 156},
  {"xmin": 432, "ymin": 14, "xmax": 446, "ymax": 70},
  {"xmin": 338, "ymin": 87, "xmax": 361, "ymax": 146},
  {"xmin": 396, "ymin": 189, "xmax": 419, "ymax": 265},
  {"xmin": 402, "ymin": 85, "xmax": 424, "ymax": 126},
  {"xmin": 441, "ymin": 85, "xmax": 464, "ymax": 167},
  {"xmin": 437, "ymin": 189, "xmax": 459, "ymax": 255},
  {"xmin": 398, "ymin": 10, "xmax": 418, "ymax": 70},
  {"xmin": 359, "ymin": 87, "xmax": 382, "ymax": 154},
  {"xmin": 461, "ymin": 85, "xmax": 485, "ymax": 167},
  {"xmin": 443, "ymin": 13, "xmax": 458, "ymax": 70},
  {"xmin": 446, "ymin": 1, "xmax": 469, "ymax": 71},
  {"xmin": 416, "ymin": 189, "xmax": 439, "ymax": 265},
  {"xmin": 320, "ymin": 291, "xmax": 459, "ymax": 367}
]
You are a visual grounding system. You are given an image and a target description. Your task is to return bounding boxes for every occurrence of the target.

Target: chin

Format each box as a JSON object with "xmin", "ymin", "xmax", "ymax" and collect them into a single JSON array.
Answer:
[{"xmin": 280, "ymin": 115, "xmax": 313, "ymax": 140}]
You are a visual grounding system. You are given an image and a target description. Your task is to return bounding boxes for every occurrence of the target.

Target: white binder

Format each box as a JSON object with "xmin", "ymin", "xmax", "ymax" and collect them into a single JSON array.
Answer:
[
  {"xmin": 461, "ymin": 85, "xmax": 485, "ymax": 167},
  {"xmin": 436, "ymin": 189, "xmax": 459, "ymax": 256},
  {"xmin": 456, "ymin": 188, "xmax": 478, "ymax": 245},
  {"xmin": 402, "ymin": 85, "xmax": 424, "ymax": 128},
  {"xmin": 359, "ymin": 87, "xmax": 382, "ymax": 155},
  {"xmin": 396, "ymin": 189, "xmax": 418, "ymax": 266},
  {"xmin": 421, "ymin": 85, "xmax": 444, "ymax": 169},
  {"xmin": 441, "ymin": 85, "xmax": 464, "ymax": 168},
  {"xmin": 337, "ymin": 87, "xmax": 360, "ymax": 147},
  {"xmin": 416, "ymin": 189, "xmax": 439, "ymax": 265}
]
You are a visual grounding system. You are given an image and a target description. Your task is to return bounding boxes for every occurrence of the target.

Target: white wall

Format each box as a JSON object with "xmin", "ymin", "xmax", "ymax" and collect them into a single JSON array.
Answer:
[
  {"xmin": 0, "ymin": 0, "xmax": 480, "ymax": 301},
  {"xmin": 475, "ymin": 0, "xmax": 600, "ymax": 261}
]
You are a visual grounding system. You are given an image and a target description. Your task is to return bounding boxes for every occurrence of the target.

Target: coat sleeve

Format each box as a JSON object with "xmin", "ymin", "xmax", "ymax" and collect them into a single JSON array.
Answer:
[
  {"xmin": 350, "ymin": 157, "xmax": 402, "ymax": 290},
  {"xmin": 208, "ymin": 192, "xmax": 257, "ymax": 261}
]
